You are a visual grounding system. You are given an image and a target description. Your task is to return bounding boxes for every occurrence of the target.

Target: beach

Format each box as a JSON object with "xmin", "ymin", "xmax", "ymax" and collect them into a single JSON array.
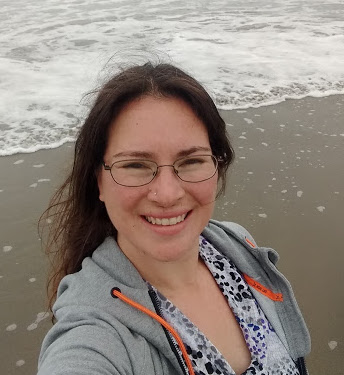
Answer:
[{"xmin": 1, "ymin": 95, "xmax": 343, "ymax": 374}]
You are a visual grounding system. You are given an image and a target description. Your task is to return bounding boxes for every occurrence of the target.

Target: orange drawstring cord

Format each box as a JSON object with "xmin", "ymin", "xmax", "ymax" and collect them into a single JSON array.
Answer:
[
  {"xmin": 112, "ymin": 288, "xmax": 195, "ymax": 375},
  {"xmin": 243, "ymin": 274, "xmax": 283, "ymax": 302}
]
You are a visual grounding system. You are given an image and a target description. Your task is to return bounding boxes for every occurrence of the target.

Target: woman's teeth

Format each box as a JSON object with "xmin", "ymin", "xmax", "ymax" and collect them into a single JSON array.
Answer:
[{"xmin": 145, "ymin": 214, "xmax": 187, "ymax": 226}]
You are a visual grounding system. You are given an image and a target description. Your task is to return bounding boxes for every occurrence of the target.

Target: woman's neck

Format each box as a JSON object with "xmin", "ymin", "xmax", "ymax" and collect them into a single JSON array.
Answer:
[
  {"xmin": 144, "ymin": 255, "xmax": 206, "ymax": 295},
  {"xmin": 118, "ymin": 240, "xmax": 203, "ymax": 294}
]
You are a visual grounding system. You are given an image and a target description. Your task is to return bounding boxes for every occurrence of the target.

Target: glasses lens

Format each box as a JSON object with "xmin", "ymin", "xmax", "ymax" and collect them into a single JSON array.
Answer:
[
  {"xmin": 174, "ymin": 155, "xmax": 218, "ymax": 182},
  {"xmin": 110, "ymin": 160, "xmax": 157, "ymax": 187}
]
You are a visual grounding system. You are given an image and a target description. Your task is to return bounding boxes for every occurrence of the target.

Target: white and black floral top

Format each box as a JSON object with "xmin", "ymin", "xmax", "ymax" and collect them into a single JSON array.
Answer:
[{"xmin": 148, "ymin": 235, "xmax": 300, "ymax": 375}]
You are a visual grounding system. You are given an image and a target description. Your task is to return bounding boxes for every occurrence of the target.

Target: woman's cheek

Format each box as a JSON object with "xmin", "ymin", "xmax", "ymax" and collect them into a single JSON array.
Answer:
[{"xmin": 193, "ymin": 180, "xmax": 218, "ymax": 206}]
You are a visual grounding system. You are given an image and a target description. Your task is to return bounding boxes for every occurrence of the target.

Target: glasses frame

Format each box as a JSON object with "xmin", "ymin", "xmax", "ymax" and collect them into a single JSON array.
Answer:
[{"xmin": 103, "ymin": 154, "xmax": 220, "ymax": 187}]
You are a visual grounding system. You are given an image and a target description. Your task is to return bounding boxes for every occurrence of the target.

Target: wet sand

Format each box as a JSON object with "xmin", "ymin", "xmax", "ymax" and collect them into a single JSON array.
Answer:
[{"xmin": 1, "ymin": 95, "xmax": 343, "ymax": 374}]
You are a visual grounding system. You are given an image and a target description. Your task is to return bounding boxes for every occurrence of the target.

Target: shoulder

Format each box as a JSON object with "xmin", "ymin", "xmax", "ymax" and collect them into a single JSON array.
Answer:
[
  {"xmin": 39, "ymin": 265, "xmax": 134, "ymax": 374},
  {"xmin": 38, "ymin": 315, "xmax": 133, "ymax": 375},
  {"xmin": 39, "ymin": 270, "xmax": 146, "ymax": 374},
  {"xmin": 38, "ymin": 238, "xmax": 162, "ymax": 375},
  {"xmin": 202, "ymin": 220, "xmax": 280, "ymax": 266},
  {"xmin": 204, "ymin": 219, "xmax": 258, "ymax": 248}
]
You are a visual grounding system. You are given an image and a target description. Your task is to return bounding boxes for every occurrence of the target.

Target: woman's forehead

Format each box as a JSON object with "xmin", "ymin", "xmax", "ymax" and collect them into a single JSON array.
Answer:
[{"xmin": 106, "ymin": 96, "xmax": 211, "ymax": 156}]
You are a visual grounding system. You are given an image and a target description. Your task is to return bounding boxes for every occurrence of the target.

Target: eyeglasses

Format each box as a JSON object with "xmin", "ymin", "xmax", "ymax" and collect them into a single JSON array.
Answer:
[{"xmin": 103, "ymin": 154, "xmax": 219, "ymax": 187}]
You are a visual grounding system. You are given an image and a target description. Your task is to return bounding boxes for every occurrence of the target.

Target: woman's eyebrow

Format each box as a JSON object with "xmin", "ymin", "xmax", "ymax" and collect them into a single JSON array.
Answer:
[
  {"xmin": 112, "ymin": 146, "xmax": 211, "ymax": 160},
  {"xmin": 112, "ymin": 151, "xmax": 153, "ymax": 159},
  {"xmin": 176, "ymin": 146, "xmax": 212, "ymax": 158}
]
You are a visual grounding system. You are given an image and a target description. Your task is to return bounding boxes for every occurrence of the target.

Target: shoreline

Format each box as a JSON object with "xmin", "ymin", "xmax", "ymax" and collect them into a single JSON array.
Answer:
[
  {"xmin": 2, "ymin": 92, "xmax": 344, "ymax": 158},
  {"xmin": 1, "ymin": 95, "xmax": 343, "ymax": 374}
]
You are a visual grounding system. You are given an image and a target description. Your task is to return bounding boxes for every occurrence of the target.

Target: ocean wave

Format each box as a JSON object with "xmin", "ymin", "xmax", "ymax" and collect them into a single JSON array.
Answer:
[{"xmin": 1, "ymin": 0, "xmax": 343, "ymax": 155}]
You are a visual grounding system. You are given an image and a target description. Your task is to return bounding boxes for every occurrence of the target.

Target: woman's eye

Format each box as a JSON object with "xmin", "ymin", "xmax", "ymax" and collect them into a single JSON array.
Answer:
[
  {"xmin": 180, "ymin": 158, "xmax": 204, "ymax": 166},
  {"xmin": 122, "ymin": 162, "xmax": 149, "ymax": 169}
]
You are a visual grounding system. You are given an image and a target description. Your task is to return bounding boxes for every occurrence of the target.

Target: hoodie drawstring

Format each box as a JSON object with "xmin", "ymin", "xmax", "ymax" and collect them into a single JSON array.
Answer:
[{"xmin": 111, "ymin": 288, "xmax": 195, "ymax": 375}]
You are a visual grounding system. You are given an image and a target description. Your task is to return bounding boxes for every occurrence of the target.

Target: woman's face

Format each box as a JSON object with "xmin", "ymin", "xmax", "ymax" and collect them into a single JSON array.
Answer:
[{"xmin": 97, "ymin": 96, "xmax": 218, "ymax": 266}]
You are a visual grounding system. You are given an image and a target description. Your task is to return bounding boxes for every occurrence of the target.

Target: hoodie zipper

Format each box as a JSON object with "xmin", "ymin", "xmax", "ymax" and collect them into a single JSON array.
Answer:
[
  {"xmin": 296, "ymin": 357, "xmax": 308, "ymax": 375},
  {"xmin": 149, "ymin": 290, "xmax": 190, "ymax": 375}
]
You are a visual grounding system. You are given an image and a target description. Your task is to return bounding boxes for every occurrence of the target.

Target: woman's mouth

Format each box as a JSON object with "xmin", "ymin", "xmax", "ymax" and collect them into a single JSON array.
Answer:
[{"xmin": 144, "ymin": 213, "xmax": 188, "ymax": 226}]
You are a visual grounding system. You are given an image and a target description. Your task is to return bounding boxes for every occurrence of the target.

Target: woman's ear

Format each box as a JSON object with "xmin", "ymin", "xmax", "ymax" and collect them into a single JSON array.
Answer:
[
  {"xmin": 96, "ymin": 169, "xmax": 105, "ymax": 202},
  {"xmin": 215, "ymin": 173, "xmax": 222, "ymax": 200}
]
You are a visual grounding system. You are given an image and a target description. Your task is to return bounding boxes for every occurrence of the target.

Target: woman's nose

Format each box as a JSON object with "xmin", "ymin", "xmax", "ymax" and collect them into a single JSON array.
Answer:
[{"xmin": 148, "ymin": 166, "xmax": 185, "ymax": 206}]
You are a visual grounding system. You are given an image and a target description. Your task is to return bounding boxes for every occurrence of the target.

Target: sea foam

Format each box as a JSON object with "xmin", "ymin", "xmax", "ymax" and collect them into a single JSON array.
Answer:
[{"xmin": 1, "ymin": 0, "xmax": 343, "ymax": 155}]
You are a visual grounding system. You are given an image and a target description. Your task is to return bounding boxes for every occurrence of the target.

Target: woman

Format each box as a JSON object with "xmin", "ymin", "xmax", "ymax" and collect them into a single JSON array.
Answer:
[{"xmin": 38, "ymin": 63, "xmax": 310, "ymax": 375}]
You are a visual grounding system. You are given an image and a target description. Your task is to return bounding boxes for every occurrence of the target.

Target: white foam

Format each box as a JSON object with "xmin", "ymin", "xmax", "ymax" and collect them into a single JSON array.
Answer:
[
  {"xmin": 316, "ymin": 206, "xmax": 325, "ymax": 212},
  {"xmin": 3, "ymin": 245, "xmax": 13, "ymax": 252},
  {"xmin": 16, "ymin": 360, "xmax": 25, "ymax": 367},
  {"xmin": 13, "ymin": 159, "xmax": 24, "ymax": 165},
  {"xmin": 27, "ymin": 311, "xmax": 50, "ymax": 331},
  {"xmin": 258, "ymin": 213, "xmax": 267, "ymax": 218},
  {"xmin": 27, "ymin": 323, "xmax": 38, "ymax": 331},
  {"xmin": 33, "ymin": 164, "xmax": 45, "ymax": 168},
  {"xmin": 1, "ymin": 0, "xmax": 344, "ymax": 155},
  {"xmin": 328, "ymin": 341, "xmax": 337, "ymax": 350},
  {"xmin": 297, "ymin": 191, "xmax": 303, "ymax": 197},
  {"xmin": 29, "ymin": 278, "xmax": 36, "ymax": 282},
  {"xmin": 6, "ymin": 324, "xmax": 17, "ymax": 331},
  {"xmin": 243, "ymin": 118, "xmax": 254, "ymax": 124}
]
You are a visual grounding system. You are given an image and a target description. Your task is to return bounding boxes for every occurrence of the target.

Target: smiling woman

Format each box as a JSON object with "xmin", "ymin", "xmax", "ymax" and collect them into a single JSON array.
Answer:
[
  {"xmin": 38, "ymin": 62, "xmax": 310, "ymax": 375},
  {"xmin": 97, "ymin": 96, "xmax": 218, "ymax": 267}
]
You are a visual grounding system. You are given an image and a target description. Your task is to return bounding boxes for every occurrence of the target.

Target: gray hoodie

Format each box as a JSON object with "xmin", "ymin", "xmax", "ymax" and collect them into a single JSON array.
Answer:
[{"xmin": 38, "ymin": 220, "xmax": 311, "ymax": 375}]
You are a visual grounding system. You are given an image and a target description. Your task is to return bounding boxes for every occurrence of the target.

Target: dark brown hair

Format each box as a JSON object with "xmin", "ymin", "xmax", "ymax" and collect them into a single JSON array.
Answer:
[{"xmin": 41, "ymin": 62, "xmax": 235, "ymax": 312}]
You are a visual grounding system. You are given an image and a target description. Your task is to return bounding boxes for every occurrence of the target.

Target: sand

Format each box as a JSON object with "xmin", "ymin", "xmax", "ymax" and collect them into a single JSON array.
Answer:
[{"xmin": 1, "ymin": 95, "xmax": 343, "ymax": 374}]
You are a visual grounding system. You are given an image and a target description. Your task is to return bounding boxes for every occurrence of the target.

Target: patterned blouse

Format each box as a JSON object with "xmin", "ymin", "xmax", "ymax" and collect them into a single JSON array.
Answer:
[{"xmin": 148, "ymin": 235, "xmax": 300, "ymax": 375}]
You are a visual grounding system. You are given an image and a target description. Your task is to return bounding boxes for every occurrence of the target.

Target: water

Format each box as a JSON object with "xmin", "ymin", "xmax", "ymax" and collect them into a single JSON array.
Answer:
[{"xmin": 1, "ymin": 0, "xmax": 343, "ymax": 156}]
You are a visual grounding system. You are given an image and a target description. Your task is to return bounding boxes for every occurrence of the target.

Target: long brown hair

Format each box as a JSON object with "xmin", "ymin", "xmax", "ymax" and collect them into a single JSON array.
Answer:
[{"xmin": 41, "ymin": 62, "xmax": 235, "ymax": 313}]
